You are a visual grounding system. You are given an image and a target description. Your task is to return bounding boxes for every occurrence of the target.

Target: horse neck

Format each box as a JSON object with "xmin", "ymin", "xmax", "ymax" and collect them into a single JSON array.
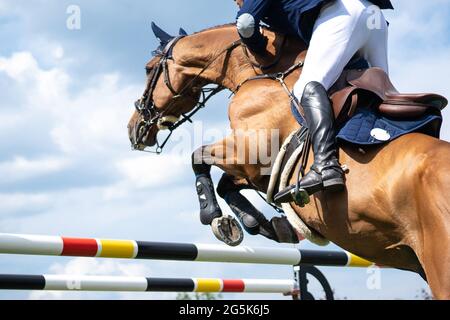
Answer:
[
  {"xmin": 173, "ymin": 26, "xmax": 283, "ymax": 90},
  {"xmin": 174, "ymin": 26, "xmax": 307, "ymax": 143}
]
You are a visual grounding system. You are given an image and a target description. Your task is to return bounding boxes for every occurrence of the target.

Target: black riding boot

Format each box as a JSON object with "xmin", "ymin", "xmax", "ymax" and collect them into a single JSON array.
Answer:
[{"xmin": 275, "ymin": 81, "xmax": 345, "ymax": 204}]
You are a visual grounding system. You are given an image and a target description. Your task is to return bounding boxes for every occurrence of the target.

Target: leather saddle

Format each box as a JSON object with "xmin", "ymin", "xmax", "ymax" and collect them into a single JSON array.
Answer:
[{"xmin": 328, "ymin": 67, "xmax": 448, "ymax": 123}]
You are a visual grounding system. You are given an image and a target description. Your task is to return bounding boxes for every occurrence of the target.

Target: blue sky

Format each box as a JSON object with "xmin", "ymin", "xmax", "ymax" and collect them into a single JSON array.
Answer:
[{"xmin": 0, "ymin": 0, "xmax": 449, "ymax": 300}]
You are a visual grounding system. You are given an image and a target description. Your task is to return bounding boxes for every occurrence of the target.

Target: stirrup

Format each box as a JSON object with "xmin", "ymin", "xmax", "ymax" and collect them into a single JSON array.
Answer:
[
  {"xmin": 211, "ymin": 216, "xmax": 244, "ymax": 247},
  {"xmin": 274, "ymin": 185, "xmax": 310, "ymax": 207}
]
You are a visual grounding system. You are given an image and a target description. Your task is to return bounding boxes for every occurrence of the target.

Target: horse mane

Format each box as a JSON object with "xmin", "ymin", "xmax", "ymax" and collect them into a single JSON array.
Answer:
[
  {"xmin": 192, "ymin": 23, "xmax": 236, "ymax": 35},
  {"xmin": 192, "ymin": 22, "xmax": 272, "ymax": 35}
]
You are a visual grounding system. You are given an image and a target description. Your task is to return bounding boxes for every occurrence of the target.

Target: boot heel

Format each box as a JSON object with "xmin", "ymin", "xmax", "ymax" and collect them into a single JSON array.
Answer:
[{"xmin": 323, "ymin": 179, "xmax": 345, "ymax": 193}]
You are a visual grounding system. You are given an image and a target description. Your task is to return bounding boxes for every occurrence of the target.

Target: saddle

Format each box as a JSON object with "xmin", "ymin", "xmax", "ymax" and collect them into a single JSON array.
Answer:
[{"xmin": 329, "ymin": 67, "xmax": 448, "ymax": 123}]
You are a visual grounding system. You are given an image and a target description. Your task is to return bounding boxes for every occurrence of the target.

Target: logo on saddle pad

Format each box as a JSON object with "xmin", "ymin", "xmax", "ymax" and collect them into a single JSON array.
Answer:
[{"xmin": 370, "ymin": 128, "xmax": 391, "ymax": 142}]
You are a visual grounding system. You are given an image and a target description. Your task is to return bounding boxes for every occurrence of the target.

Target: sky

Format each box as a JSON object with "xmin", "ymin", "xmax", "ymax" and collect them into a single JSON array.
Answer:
[{"xmin": 0, "ymin": 0, "xmax": 449, "ymax": 300}]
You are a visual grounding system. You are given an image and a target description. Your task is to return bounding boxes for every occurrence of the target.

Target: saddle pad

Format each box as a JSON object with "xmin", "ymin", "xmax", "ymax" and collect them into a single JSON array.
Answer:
[{"xmin": 337, "ymin": 108, "xmax": 442, "ymax": 146}]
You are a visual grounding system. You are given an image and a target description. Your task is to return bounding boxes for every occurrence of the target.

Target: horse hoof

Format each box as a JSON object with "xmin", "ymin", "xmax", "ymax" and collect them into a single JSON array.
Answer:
[
  {"xmin": 271, "ymin": 217, "xmax": 300, "ymax": 244},
  {"xmin": 211, "ymin": 216, "xmax": 244, "ymax": 247}
]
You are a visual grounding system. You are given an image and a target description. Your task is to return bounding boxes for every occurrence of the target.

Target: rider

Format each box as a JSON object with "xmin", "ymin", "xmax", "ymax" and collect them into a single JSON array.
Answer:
[{"xmin": 234, "ymin": 0, "xmax": 393, "ymax": 201}]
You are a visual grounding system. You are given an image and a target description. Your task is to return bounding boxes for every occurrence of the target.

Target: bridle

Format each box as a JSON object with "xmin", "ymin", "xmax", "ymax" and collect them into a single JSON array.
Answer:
[
  {"xmin": 132, "ymin": 35, "xmax": 241, "ymax": 154},
  {"xmin": 132, "ymin": 31, "xmax": 295, "ymax": 154}
]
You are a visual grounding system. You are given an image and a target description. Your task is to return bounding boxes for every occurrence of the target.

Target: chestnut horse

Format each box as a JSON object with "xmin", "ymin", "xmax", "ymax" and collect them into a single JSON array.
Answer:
[{"xmin": 128, "ymin": 24, "xmax": 450, "ymax": 299}]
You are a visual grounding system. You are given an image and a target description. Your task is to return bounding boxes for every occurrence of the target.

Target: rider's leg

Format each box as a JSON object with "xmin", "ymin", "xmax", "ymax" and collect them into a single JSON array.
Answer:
[
  {"xmin": 294, "ymin": 0, "xmax": 377, "ymax": 94},
  {"xmin": 296, "ymin": 81, "xmax": 346, "ymax": 194},
  {"xmin": 361, "ymin": 5, "xmax": 389, "ymax": 73},
  {"xmin": 277, "ymin": 0, "xmax": 383, "ymax": 201}
]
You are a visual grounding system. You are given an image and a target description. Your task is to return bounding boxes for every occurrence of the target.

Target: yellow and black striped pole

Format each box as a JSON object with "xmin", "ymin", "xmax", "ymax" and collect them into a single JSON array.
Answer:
[{"xmin": 0, "ymin": 233, "xmax": 374, "ymax": 267}]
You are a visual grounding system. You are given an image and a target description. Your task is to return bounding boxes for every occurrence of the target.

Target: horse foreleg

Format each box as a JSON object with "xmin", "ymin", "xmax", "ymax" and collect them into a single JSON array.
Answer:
[
  {"xmin": 217, "ymin": 173, "xmax": 299, "ymax": 244},
  {"xmin": 192, "ymin": 145, "xmax": 244, "ymax": 246},
  {"xmin": 192, "ymin": 146, "xmax": 222, "ymax": 225}
]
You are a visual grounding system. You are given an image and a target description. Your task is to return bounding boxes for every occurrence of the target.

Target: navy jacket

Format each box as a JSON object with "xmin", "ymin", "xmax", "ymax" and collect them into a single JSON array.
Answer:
[{"xmin": 237, "ymin": 0, "xmax": 394, "ymax": 53}]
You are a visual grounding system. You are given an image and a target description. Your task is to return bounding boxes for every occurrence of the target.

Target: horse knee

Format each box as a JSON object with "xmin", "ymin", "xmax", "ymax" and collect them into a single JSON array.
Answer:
[{"xmin": 192, "ymin": 147, "xmax": 211, "ymax": 176}]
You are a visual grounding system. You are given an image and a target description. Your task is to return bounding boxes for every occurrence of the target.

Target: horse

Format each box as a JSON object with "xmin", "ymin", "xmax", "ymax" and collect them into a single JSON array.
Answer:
[{"xmin": 127, "ymin": 23, "xmax": 450, "ymax": 299}]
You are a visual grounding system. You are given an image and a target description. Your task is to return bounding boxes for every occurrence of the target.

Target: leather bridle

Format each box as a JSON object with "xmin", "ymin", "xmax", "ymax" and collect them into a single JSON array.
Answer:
[
  {"xmin": 132, "ymin": 36, "xmax": 241, "ymax": 153},
  {"xmin": 132, "ymin": 32, "xmax": 291, "ymax": 154}
]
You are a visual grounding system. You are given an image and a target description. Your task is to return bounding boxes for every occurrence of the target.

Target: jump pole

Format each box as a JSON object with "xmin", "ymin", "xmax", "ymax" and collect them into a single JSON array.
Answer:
[
  {"xmin": 0, "ymin": 275, "xmax": 296, "ymax": 294},
  {"xmin": 0, "ymin": 233, "xmax": 374, "ymax": 268}
]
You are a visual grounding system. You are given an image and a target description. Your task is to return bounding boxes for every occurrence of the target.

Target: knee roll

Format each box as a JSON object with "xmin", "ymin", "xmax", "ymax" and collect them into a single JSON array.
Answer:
[{"xmin": 301, "ymin": 81, "xmax": 328, "ymax": 104}]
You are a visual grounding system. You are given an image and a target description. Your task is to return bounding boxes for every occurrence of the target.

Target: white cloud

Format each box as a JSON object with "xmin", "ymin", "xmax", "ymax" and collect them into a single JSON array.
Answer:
[
  {"xmin": 0, "ymin": 52, "xmax": 39, "ymax": 81},
  {"xmin": 386, "ymin": 1, "xmax": 449, "ymax": 47},
  {"xmin": 28, "ymin": 258, "xmax": 156, "ymax": 300},
  {"xmin": 0, "ymin": 51, "xmax": 141, "ymax": 157},
  {"xmin": 0, "ymin": 156, "xmax": 70, "ymax": 183},
  {"xmin": 0, "ymin": 1, "xmax": 7, "ymax": 13},
  {"xmin": 52, "ymin": 46, "xmax": 64, "ymax": 60},
  {"xmin": 0, "ymin": 193, "xmax": 50, "ymax": 214},
  {"xmin": 386, "ymin": 2, "xmax": 450, "ymax": 141},
  {"xmin": 115, "ymin": 155, "xmax": 187, "ymax": 189},
  {"xmin": 48, "ymin": 258, "xmax": 153, "ymax": 276},
  {"xmin": 0, "ymin": 113, "xmax": 25, "ymax": 131},
  {"xmin": 49, "ymin": 73, "xmax": 139, "ymax": 155},
  {"xmin": 0, "ymin": 51, "xmax": 69, "ymax": 107}
]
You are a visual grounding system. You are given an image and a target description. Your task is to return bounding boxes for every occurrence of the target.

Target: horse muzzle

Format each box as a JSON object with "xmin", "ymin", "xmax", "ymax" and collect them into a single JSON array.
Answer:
[{"xmin": 130, "ymin": 119, "xmax": 155, "ymax": 150}]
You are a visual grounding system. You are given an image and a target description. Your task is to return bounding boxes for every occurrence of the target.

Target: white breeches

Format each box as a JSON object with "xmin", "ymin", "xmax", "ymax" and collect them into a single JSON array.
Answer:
[{"xmin": 293, "ymin": 0, "xmax": 389, "ymax": 100}]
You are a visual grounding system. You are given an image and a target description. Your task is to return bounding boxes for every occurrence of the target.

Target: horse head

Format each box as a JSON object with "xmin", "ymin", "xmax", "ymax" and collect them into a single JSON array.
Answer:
[{"xmin": 128, "ymin": 22, "xmax": 204, "ymax": 152}]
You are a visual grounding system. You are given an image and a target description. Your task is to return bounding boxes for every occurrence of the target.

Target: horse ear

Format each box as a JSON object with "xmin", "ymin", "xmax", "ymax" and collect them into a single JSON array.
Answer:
[
  {"xmin": 179, "ymin": 27, "xmax": 188, "ymax": 36},
  {"xmin": 151, "ymin": 22, "xmax": 174, "ymax": 45}
]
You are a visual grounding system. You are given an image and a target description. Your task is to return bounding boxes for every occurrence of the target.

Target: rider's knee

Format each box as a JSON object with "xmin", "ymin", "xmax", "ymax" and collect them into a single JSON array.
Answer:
[
  {"xmin": 236, "ymin": 13, "xmax": 256, "ymax": 38},
  {"xmin": 293, "ymin": 80, "xmax": 328, "ymax": 105}
]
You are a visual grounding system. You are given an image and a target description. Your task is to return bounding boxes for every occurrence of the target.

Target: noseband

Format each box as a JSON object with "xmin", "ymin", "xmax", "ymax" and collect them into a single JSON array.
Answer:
[{"xmin": 133, "ymin": 36, "xmax": 241, "ymax": 154}]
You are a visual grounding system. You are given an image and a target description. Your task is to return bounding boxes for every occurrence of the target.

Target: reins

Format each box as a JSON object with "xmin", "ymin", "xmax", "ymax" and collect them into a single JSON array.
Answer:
[
  {"xmin": 134, "ymin": 28, "xmax": 313, "ymax": 211},
  {"xmin": 134, "ymin": 31, "xmax": 307, "ymax": 155},
  {"xmin": 134, "ymin": 37, "xmax": 242, "ymax": 153}
]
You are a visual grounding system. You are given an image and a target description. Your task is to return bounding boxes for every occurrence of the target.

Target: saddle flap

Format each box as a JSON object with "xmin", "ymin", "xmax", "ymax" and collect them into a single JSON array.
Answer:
[
  {"xmin": 346, "ymin": 67, "xmax": 398, "ymax": 100},
  {"xmin": 330, "ymin": 86, "xmax": 359, "ymax": 120},
  {"xmin": 331, "ymin": 67, "xmax": 448, "ymax": 120}
]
